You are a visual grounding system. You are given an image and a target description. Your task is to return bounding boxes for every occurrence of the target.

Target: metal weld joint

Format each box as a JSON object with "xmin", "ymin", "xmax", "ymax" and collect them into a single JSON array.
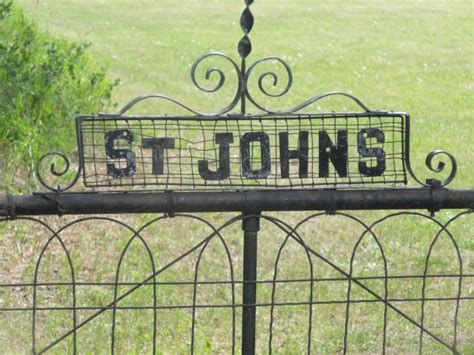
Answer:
[
  {"xmin": 165, "ymin": 190, "xmax": 176, "ymax": 218},
  {"xmin": 426, "ymin": 179, "xmax": 442, "ymax": 216},
  {"xmin": 3, "ymin": 192, "xmax": 16, "ymax": 220}
]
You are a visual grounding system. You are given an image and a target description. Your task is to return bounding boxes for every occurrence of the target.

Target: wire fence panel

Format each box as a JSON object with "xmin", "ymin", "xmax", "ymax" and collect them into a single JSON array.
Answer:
[{"xmin": 1, "ymin": 211, "xmax": 472, "ymax": 354}]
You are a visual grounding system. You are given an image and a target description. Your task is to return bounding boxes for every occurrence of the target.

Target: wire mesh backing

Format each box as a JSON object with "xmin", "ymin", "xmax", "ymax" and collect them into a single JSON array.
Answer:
[{"xmin": 78, "ymin": 112, "xmax": 408, "ymax": 190}]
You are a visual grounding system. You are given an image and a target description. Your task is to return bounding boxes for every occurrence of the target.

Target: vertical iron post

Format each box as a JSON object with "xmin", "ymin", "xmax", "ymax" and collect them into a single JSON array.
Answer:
[
  {"xmin": 240, "ymin": 59, "xmax": 247, "ymax": 115},
  {"xmin": 242, "ymin": 213, "xmax": 260, "ymax": 354}
]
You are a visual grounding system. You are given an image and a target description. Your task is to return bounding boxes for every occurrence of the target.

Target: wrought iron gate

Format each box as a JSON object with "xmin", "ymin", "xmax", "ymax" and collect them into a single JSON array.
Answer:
[{"xmin": 1, "ymin": 1, "xmax": 473, "ymax": 354}]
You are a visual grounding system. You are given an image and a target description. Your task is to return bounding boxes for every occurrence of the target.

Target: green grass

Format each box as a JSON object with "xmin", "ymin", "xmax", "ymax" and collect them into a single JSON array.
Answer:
[{"xmin": 1, "ymin": 0, "xmax": 473, "ymax": 353}]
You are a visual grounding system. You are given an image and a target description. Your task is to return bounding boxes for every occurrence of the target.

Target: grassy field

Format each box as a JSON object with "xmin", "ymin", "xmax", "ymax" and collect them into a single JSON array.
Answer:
[{"xmin": 0, "ymin": 0, "xmax": 473, "ymax": 353}]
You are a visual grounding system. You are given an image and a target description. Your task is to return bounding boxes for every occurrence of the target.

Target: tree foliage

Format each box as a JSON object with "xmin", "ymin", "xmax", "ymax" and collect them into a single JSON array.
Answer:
[{"xmin": 0, "ymin": 1, "xmax": 117, "ymax": 189}]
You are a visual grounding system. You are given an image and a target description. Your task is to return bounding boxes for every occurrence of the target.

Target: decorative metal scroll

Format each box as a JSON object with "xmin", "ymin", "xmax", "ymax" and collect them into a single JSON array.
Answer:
[{"xmin": 34, "ymin": 0, "xmax": 458, "ymax": 192}]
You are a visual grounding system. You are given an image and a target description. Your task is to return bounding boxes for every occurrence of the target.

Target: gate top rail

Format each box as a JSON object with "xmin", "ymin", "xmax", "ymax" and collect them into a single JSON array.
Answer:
[{"xmin": 1, "ymin": 189, "xmax": 473, "ymax": 217}]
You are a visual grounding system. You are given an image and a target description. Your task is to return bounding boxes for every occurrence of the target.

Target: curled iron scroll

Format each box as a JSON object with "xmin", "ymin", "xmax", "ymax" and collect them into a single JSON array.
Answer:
[
  {"xmin": 105, "ymin": 51, "xmax": 372, "ymax": 117},
  {"xmin": 407, "ymin": 150, "xmax": 458, "ymax": 187},
  {"xmin": 244, "ymin": 56, "xmax": 371, "ymax": 114},
  {"xmin": 107, "ymin": 52, "xmax": 242, "ymax": 117},
  {"xmin": 36, "ymin": 152, "xmax": 82, "ymax": 192},
  {"xmin": 191, "ymin": 52, "xmax": 242, "ymax": 114}
]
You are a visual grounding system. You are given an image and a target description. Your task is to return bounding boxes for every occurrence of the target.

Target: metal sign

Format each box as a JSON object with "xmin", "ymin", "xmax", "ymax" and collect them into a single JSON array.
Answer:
[{"xmin": 78, "ymin": 112, "xmax": 408, "ymax": 189}]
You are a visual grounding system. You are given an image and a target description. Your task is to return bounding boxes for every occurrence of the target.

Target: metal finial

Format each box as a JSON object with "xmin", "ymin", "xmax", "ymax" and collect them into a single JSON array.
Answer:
[{"xmin": 238, "ymin": 0, "xmax": 254, "ymax": 59}]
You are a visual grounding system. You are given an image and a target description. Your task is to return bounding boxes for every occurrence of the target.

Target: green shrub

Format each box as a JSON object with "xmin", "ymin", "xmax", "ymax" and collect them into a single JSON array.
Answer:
[{"xmin": 0, "ymin": 1, "xmax": 118, "ymax": 190}]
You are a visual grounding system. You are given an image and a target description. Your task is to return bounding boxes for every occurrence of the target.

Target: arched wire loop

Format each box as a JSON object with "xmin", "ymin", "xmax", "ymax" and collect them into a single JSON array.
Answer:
[
  {"xmin": 27, "ymin": 217, "xmax": 78, "ymax": 355},
  {"xmin": 406, "ymin": 150, "xmax": 458, "ymax": 188},
  {"xmin": 34, "ymin": 216, "xmax": 163, "ymax": 354},
  {"xmin": 32, "ymin": 214, "xmax": 242, "ymax": 354},
  {"xmin": 267, "ymin": 216, "xmax": 314, "ymax": 354},
  {"xmin": 111, "ymin": 229, "xmax": 157, "ymax": 355},
  {"xmin": 419, "ymin": 212, "xmax": 468, "ymax": 354},
  {"xmin": 288, "ymin": 212, "xmax": 387, "ymax": 353},
  {"xmin": 289, "ymin": 212, "xmax": 461, "ymax": 353},
  {"xmin": 3, "ymin": 211, "xmax": 470, "ymax": 353},
  {"xmin": 106, "ymin": 52, "xmax": 242, "ymax": 117},
  {"xmin": 343, "ymin": 222, "xmax": 388, "ymax": 354},
  {"xmin": 286, "ymin": 91, "xmax": 372, "ymax": 114},
  {"xmin": 111, "ymin": 94, "xmax": 205, "ymax": 116},
  {"xmin": 363, "ymin": 211, "xmax": 465, "ymax": 354},
  {"xmin": 190, "ymin": 223, "xmax": 236, "ymax": 354},
  {"xmin": 36, "ymin": 152, "xmax": 82, "ymax": 193}
]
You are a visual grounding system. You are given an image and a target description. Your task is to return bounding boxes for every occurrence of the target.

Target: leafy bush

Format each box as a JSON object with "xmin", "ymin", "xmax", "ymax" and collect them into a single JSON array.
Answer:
[{"xmin": 0, "ymin": 1, "xmax": 118, "ymax": 190}]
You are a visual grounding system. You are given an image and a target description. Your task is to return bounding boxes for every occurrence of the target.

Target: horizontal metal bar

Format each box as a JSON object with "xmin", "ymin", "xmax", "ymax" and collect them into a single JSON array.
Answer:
[
  {"xmin": 0, "ymin": 188, "xmax": 473, "ymax": 216},
  {"xmin": 2, "ymin": 296, "xmax": 474, "ymax": 312},
  {"xmin": 1, "ymin": 274, "xmax": 472, "ymax": 288}
]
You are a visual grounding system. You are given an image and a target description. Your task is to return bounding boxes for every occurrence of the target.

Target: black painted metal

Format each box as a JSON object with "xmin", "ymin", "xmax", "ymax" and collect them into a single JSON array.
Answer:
[
  {"xmin": 242, "ymin": 214, "xmax": 260, "ymax": 355},
  {"xmin": 0, "ymin": 189, "xmax": 472, "ymax": 217}
]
